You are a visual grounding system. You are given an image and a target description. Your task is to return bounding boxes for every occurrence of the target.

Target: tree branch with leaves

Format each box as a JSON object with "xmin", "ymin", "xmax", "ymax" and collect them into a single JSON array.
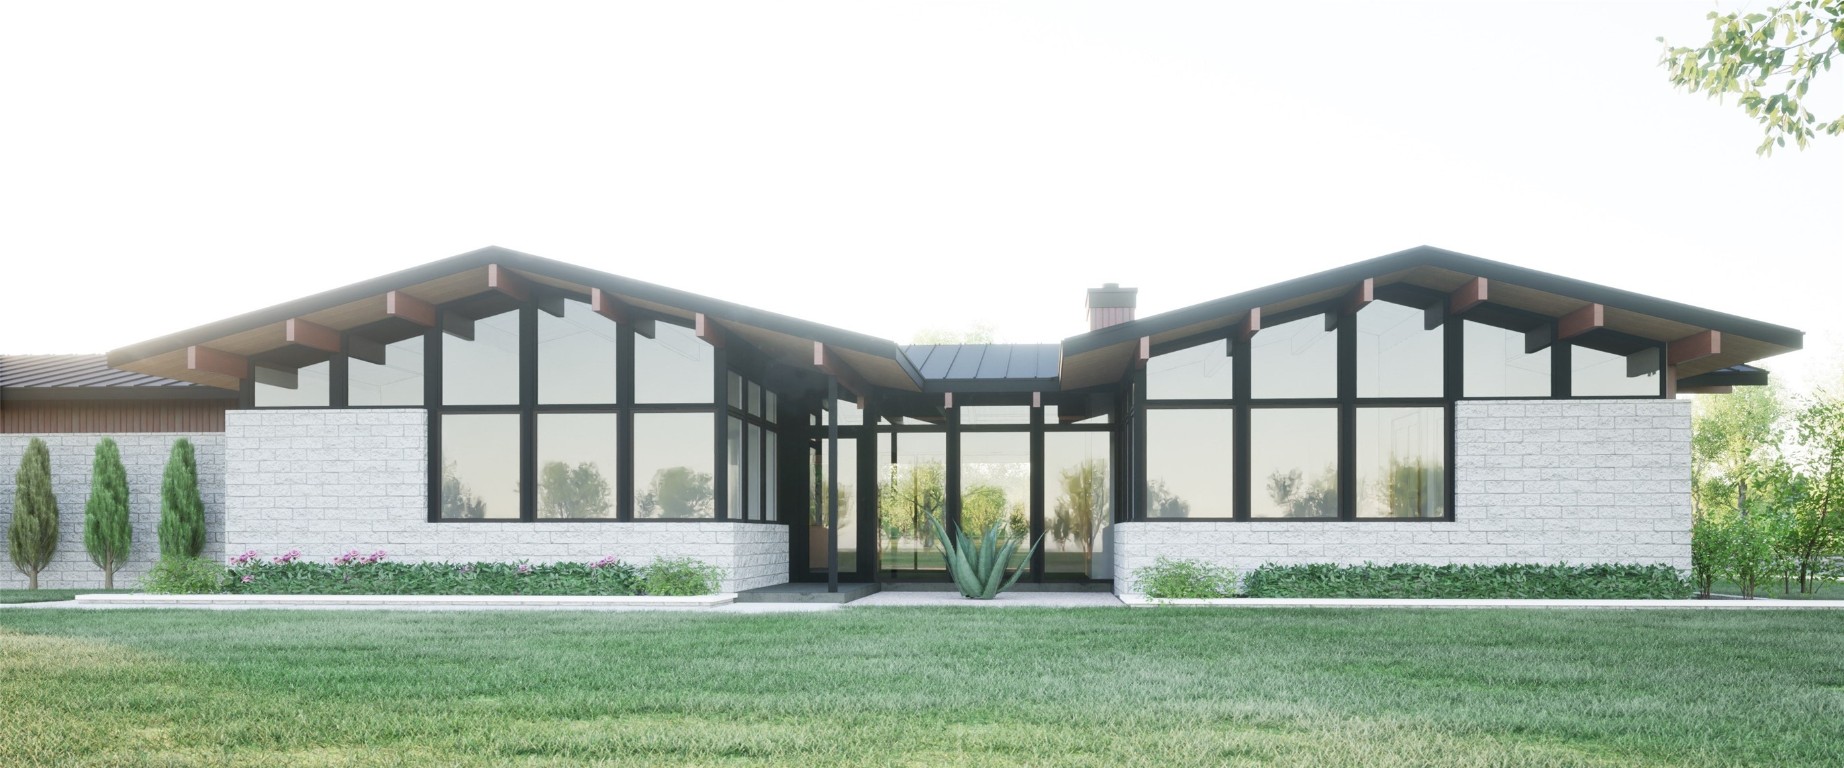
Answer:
[{"xmin": 1661, "ymin": 1, "xmax": 1844, "ymax": 155}]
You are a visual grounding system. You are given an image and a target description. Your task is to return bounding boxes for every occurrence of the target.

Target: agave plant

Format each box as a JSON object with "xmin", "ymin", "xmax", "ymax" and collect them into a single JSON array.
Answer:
[{"xmin": 926, "ymin": 513, "xmax": 1042, "ymax": 599}]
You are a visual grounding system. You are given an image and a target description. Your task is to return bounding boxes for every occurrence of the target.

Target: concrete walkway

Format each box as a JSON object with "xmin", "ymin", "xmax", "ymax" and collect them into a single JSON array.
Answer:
[
  {"xmin": 11, "ymin": 592, "xmax": 1843, "ymax": 612},
  {"xmin": 1119, "ymin": 595, "xmax": 1844, "ymax": 609},
  {"xmin": 851, "ymin": 591, "xmax": 1123, "ymax": 608}
]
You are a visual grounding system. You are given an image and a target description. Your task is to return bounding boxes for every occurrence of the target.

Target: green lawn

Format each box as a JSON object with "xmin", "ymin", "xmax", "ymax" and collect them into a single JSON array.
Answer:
[
  {"xmin": 1, "ymin": 608, "xmax": 1841, "ymax": 766},
  {"xmin": 0, "ymin": 588, "xmax": 129, "ymax": 605},
  {"xmin": 1711, "ymin": 579, "xmax": 1844, "ymax": 600}
]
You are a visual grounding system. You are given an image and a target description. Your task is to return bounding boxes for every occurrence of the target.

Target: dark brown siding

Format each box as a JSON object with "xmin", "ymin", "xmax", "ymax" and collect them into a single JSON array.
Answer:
[{"xmin": 0, "ymin": 399, "xmax": 233, "ymax": 433}]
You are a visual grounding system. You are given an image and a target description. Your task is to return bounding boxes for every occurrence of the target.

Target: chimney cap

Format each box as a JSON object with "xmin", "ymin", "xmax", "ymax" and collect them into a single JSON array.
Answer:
[{"xmin": 1085, "ymin": 283, "xmax": 1137, "ymax": 310}]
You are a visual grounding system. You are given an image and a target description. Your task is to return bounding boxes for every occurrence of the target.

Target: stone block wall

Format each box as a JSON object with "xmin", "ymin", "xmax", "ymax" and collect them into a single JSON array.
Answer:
[
  {"xmin": 1114, "ymin": 399, "xmax": 1692, "ymax": 595},
  {"xmin": 0, "ymin": 433, "xmax": 225, "ymax": 589},
  {"xmin": 224, "ymin": 409, "xmax": 789, "ymax": 592}
]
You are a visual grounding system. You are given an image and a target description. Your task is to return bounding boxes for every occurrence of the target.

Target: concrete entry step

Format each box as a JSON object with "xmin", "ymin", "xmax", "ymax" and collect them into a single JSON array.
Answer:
[
  {"xmin": 735, "ymin": 582, "xmax": 881, "ymax": 604},
  {"xmin": 878, "ymin": 581, "xmax": 1115, "ymax": 593}
]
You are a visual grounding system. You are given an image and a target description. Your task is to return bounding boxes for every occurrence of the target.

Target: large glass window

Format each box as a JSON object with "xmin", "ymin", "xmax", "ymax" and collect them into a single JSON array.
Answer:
[
  {"xmin": 349, "ymin": 337, "xmax": 424, "ymax": 406},
  {"xmin": 812, "ymin": 436, "xmax": 858, "ymax": 571},
  {"xmin": 536, "ymin": 414, "xmax": 618, "ymax": 519},
  {"xmin": 727, "ymin": 417, "xmax": 744, "ymax": 518},
  {"xmin": 959, "ymin": 432, "xmax": 1030, "ymax": 536},
  {"xmin": 1145, "ymin": 409, "xmax": 1233, "ymax": 517},
  {"xmin": 444, "ymin": 309, "xmax": 521, "ymax": 405},
  {"xmin": 766, "ymin": 431, "xmax": 779, "ymax": 522},
  {"xmin": 1573, "ymin": 344, "xmax": 1661, "ymax": 397},
  {"xmin": 1357, "ymin": 301, "xmax": 1443, "ymax": 397},
  {"xmin": 635, "ymin": 323, "xmax": 714, "ymax": 404},
  {"xmin": 1148, "ymin": 338, "xmax": 1233, "ymax": 400},
  {"xmin": 824, "ymin": 397, "xmax": 864, "ymax": 426},
  {"xmin": 1045, "ymin": 431, "xmax": 1110, "ymax": 578},
  {"xmin": 1250, "ymin": 408, "xmax": 1338, "ymax": 518},
  {"xmin": 439, "ymin": 414, "xmax": 519, "ymax": 520},
  {"xmin": 959, "ymin": 406, "xmax": 1031, "ymax": 425},
  {"xmin": 1252, "ymin": 314, "xmax": 1336, "ymax": 399},
  {"xmin": 634, "ymin": 413, "xmax": 715, "ymax": 519},
  {"xmin": 538, "ymin": 300, "xmax": 619, "ymax": 404},
  {"xmin": 253, "ymin": 361, "xmax": 330, "ymax": 407},
  {"xmin": 1463, "ymin": 320, "xmax": 1549, "ymax": 398},
  {"xmin": 748, "ymin": 423, "xmax": 764, "ymax": 519},
  {"xmin": 1355, "ymin": 408, "xmax": 1444, "ymax": 519},
  {"xmin": 878, "ymin": 432, "xmax": 947, "ymax": 573}
]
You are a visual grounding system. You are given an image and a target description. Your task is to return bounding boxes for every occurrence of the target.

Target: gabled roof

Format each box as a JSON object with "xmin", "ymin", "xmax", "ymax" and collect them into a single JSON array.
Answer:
[
  {"xmin": 107, "ymin": 246, "xmax": 927, "ymax": 394},
  {"xmin": 99, "ymin": 244, "xmax": 1802, "ymax": 398},
  {"xmin": 1058, "ymin": 245, "xmax": 1803, "ymax": 389}
]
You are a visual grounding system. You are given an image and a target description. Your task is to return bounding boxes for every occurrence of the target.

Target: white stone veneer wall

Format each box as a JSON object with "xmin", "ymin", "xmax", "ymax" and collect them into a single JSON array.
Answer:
[
  {"xmin": 0, "ymin": 433, "xmax": 225, "ymax": 589},
  {"xmin": 223, "ymin": 409, "xmax": 788, "ymax": 592},
  {"xmin": 1114, "ymin": 398, "xmax": 1692, "ymax": 595}
]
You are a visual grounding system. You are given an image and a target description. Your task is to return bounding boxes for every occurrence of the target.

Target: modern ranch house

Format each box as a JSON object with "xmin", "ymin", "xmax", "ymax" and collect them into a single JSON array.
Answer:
[{"xmin": 0, "ymin": 246, "xmax": 1801, "ymax": 595}]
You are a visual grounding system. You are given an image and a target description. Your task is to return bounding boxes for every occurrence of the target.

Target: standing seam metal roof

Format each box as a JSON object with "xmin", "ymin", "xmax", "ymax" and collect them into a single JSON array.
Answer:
[
  {"xmin": 0, "ymin": 355, "xmax": 207, "ymax": 389},
  {"xmin": 901, "ymin": 344, "xmax": 1061, "ymax": 381}
]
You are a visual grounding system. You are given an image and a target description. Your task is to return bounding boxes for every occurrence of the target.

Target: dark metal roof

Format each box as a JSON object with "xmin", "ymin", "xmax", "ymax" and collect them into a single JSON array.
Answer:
[
  {"xmin": 107, "ymin": 246, "xmax": 927, "ymax": 391},
  {"xmin": 902, "ymin": 344, "xmax": 1060, "ymax": 392},
  {"xmin": 1062, "ymin": 245, "xmax": 1806, "ymax": 356},
  {"xmin": 0, "ymin": 355, "xmax": 206, "ymax": 389}
]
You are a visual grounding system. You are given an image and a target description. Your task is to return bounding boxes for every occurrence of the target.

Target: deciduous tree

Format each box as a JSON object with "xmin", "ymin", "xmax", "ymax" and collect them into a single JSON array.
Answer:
[{"xmin": 1661, "ymin": 1, "xmax": 1844, "ymax": 155}]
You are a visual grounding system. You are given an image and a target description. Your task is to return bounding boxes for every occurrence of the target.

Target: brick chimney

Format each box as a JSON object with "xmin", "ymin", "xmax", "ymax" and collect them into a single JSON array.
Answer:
[{"xmin": 1086, "ymin": 283, "xmax": 1137, "ymax": 331}]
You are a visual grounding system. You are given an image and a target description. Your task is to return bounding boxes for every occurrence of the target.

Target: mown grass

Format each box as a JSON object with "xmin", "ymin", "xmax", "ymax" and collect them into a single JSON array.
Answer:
[
  {"xmin": 1711, "ymin": 578, "xmax": 1844, "ymax": 600},
  {"xmin": 0, "ymin": 589, "xmax": 129, "ymax": 604},
  {"xmin": 1, "ymin": 608, "xmax": 1841, "ymax": 766}
]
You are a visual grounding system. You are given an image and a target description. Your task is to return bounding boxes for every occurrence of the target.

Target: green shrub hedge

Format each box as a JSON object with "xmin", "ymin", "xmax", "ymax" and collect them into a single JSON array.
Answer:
[
  {"xmin": 1134, "ymin": 557, "xmax": 1239, "ymax": 599},
  {"xmin": 1241, "ymin": 562, "xmax": 1693, "ymax": 599},
  {"xmin": 165, "ymin": 551, "xmax": 725, "ymax": 596},
  {"xmin": 142, "ymin": 556, "xmax": 225, "ymax": 595}
]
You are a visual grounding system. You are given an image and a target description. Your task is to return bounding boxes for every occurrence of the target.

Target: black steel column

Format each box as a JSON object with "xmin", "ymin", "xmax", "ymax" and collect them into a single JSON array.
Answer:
[
  {"xmin": 1337, "ymin": 308, "xmax": 1357, "ymax": 520},
  {"xmin": 1029, "ymin": 397, "xmax": 1045, "ymax": 582},
  {"xmin": 713, "ymin": 346, "xmax": 729, "ymax": 520},
  {"xmin": 826, "ymin": 376, "xmax": 839, "ymax": 593},
  {"xmin": 946, "ymin": 401, "xmax": 961, "ymax": 540}
]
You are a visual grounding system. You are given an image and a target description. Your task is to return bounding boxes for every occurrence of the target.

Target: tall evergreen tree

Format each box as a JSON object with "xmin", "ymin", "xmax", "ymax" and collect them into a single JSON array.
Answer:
[
  {"xmin": 157, "ymin": 438, "xmax": 205, "ymax": 558},
  {"xmin": 8, "ymin": 438, "xmax": 60, "ymax": 590},
  {"xmin": 83, "ymin": 437, "xmax": 132, "ymax": 588}
]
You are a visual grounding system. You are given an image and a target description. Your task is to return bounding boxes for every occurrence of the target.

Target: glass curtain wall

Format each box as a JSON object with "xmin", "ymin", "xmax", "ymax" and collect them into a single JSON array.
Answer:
[
  {"xmin": 1139, "ymin": 298, "xmax": 1449, "ymax": 522},
  {"xmin": 428, "ymin": 294, "xmax": 724, "ymax": 523},
  {"xmin": 726, "ymin": 371, "xmax": 781, "ymax": 522}
]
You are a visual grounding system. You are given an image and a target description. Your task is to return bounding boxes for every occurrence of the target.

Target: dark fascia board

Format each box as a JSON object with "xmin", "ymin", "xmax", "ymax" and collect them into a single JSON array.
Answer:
[
  {"xmin": 920, "ymin": 377, "xmax": 1062, "ymax": 395},
  {"xmin": 1, "ymin": 386, "xmax": 239, "ymax": 402},
  {"xmin": 106, "ymin": 246, "xmax": 925, "ymax": 390},
  {"xmin": 1060, "ymin": 245, "xmax": 1807, "ymax": 356},
  {"xmin": 1677, "ymin": 365, "xmax": 1770, "ymax": 389}
]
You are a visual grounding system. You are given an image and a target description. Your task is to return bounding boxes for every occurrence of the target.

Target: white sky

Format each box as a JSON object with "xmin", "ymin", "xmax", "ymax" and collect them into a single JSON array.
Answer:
[{"xmin": 3, "ymin": 1, "xmax": 1839, "ymax": 390}]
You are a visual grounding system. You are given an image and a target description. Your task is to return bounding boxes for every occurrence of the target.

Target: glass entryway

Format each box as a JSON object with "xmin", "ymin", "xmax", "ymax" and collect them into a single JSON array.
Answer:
[{"xmin": 801, "ymin": 392, "xmax": 1115, "ymax": 584}]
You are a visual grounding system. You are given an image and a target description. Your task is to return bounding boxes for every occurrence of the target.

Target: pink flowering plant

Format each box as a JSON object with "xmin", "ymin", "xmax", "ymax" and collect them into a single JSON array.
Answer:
[{"xmin": 219, "ymin": 550, "xmax": 676, "ymax": 596}]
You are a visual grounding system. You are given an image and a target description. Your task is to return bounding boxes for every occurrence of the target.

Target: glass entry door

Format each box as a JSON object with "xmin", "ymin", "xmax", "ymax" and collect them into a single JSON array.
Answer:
[{"xmin": 877, "ymin": 432, "xmax": 947, "ymax": 576}]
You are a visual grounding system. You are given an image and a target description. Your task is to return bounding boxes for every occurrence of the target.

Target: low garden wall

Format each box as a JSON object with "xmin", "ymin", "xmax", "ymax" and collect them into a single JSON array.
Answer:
[
  {"xmin": 224, "ymin": 409, "xmax": 788, "ymax": 593},
  {"xmin": 0, "ymin": 433, "xmax": 225, "ymax": 589},
  {"xmin": 1114, "ymin": 398, "xmax": 1693, "ymax": 596}
]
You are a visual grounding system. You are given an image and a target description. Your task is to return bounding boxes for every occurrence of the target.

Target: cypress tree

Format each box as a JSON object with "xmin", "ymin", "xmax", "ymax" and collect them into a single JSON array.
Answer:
[
  {"xmin": 157, "ymin": 438, "xmax": 205, "ymax": 559},
  {"xmin": 8, "ymin": 438, "xmax": 60, "ymax": 590},
  {"xmin": 83, "ymin": 437, "xmax": 132, "ymax": 589}
]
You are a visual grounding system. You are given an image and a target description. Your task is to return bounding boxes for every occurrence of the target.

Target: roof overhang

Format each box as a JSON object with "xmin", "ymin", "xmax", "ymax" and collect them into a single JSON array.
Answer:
[
  {"xmin": 1057, "ymin": 245, "xmax": 1804, "ymax": 390},
  {"xmin": 106, "ymin": 246, "xmax": 926, "ymax": 394}
]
